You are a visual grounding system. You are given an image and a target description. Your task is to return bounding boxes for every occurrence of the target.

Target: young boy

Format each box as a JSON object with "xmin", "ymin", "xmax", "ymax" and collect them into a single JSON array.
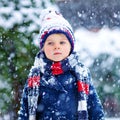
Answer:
[{"xmin": 18, "ymin": 8, "xmax": 104, "ymax": 120}]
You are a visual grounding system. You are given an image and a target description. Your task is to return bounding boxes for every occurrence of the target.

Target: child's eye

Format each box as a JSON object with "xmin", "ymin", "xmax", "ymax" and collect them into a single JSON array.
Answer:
[
  {"xmin": 47, "ymin": 42, "xmax": 54, "ymax": 45},
  {"xmin": 60, "ymin": 41, "xmax": 66, "ymax": 44}
]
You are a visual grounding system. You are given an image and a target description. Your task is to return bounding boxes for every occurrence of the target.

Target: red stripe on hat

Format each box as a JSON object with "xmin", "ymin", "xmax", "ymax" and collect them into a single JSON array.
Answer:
[
  {"xmin": 46, "ymin": 17, "xmax": 51, "ymax": 20},
  {"xmin": 77, "ymin": 81, "xmax": 89, "ymax": 95},
  {"xmin": 41, "ymin": 31, "xmax": 48, "ymax": 39}
]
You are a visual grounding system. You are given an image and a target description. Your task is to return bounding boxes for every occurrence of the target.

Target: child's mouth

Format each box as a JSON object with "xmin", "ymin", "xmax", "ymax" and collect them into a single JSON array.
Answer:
[{"xmin": 54, "ymin": 52, "xmax": 62, "ymax": 55}]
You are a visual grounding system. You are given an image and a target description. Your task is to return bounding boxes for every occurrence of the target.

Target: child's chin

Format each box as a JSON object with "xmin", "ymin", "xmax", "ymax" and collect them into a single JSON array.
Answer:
[{"xmin": 52, "ymin": 58, "xmax": 63, "ymax": 62}]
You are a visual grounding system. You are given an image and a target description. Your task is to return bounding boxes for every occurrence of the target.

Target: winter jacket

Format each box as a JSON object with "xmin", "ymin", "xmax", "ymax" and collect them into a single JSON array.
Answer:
[{"xmin": 18, "ymin": 67, "xmax": 104, "ymax": 120}]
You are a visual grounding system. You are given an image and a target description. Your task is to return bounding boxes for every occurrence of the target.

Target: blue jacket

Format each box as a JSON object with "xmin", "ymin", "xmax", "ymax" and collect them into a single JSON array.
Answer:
[{"xmin": 18, "ymin": 70, "xmax": 104, "ymax": 120}]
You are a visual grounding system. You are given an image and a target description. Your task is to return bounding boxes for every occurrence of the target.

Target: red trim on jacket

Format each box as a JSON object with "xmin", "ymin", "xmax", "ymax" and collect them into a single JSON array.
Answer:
[
  {"xmin": 51, "ymin": 62, "xmax": 64, "ymax": 75},
  {"xmin": 77, "ymin": 81, "xmax": 89, "ymax": 95},
  {"xmin": 28, "ymin": 76, "xmax": 40, "ymax": 87}
]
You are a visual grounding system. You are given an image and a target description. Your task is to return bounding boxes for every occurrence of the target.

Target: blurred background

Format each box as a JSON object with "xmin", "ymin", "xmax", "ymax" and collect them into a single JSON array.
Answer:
[{"xmin": 0, "ymin": 0, "xmax": 120, "ymax": 119}]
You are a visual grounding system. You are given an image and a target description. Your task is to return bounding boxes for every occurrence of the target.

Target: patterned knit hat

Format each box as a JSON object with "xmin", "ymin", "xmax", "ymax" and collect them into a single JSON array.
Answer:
[{"xmin": 39, "ymin": 8, "xmax": 75, "ymax": 53}]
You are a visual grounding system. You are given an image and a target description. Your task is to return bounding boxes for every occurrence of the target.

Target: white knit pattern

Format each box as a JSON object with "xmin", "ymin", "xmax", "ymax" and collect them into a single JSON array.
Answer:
[{"xmin": 39, "ymin": 8, "xmax": 75, "ymax": 49}]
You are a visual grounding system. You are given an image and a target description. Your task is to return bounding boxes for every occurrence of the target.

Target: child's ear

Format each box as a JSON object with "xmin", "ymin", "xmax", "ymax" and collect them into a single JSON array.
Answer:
[{"xmin": 41, "ymin": 47, "xmax": 44, "ymax": 52}]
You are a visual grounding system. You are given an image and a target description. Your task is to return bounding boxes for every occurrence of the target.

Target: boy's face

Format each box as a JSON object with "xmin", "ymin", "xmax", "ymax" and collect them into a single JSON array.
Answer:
[{"xmin": 43, "ymin": 33, "xmax": 71, "ymax": 62}]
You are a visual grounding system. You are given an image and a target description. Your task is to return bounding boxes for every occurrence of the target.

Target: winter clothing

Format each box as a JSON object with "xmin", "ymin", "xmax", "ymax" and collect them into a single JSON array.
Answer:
[
  {"xmin": 39, "ymin": 8, "xmax": 75, "ymax": 53},
  {"xmin": 18, "ymin": 52, "xmax": 104, "ymax": 120},
  {"xmin": 18, "ymin": 8, "xmax": 104, "ymax": 120}
]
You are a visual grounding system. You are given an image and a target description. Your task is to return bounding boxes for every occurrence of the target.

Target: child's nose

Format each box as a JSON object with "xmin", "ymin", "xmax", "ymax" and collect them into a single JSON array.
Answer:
[{"xmin": 54, "ymin": 43, "xmax": 60, "ymax": 49}]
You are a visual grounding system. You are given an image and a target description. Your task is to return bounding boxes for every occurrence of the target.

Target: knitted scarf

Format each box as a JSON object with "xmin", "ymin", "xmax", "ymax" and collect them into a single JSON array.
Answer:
[{"xmin": 27, "ymin": 51, "xmax": 90, "ymax": 120}]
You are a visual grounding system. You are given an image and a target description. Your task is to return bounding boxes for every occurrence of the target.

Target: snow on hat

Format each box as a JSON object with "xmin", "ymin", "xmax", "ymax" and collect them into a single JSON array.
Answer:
[{"xmin": 39, "ymin": 8, "xmax": 75, "ymax": 53}]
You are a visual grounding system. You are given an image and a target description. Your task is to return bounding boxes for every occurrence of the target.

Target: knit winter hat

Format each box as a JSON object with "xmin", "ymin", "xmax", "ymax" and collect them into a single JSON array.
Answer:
[{"xmin": 39, "ymin": 8, "xmax": 75, "ymax": 53}]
